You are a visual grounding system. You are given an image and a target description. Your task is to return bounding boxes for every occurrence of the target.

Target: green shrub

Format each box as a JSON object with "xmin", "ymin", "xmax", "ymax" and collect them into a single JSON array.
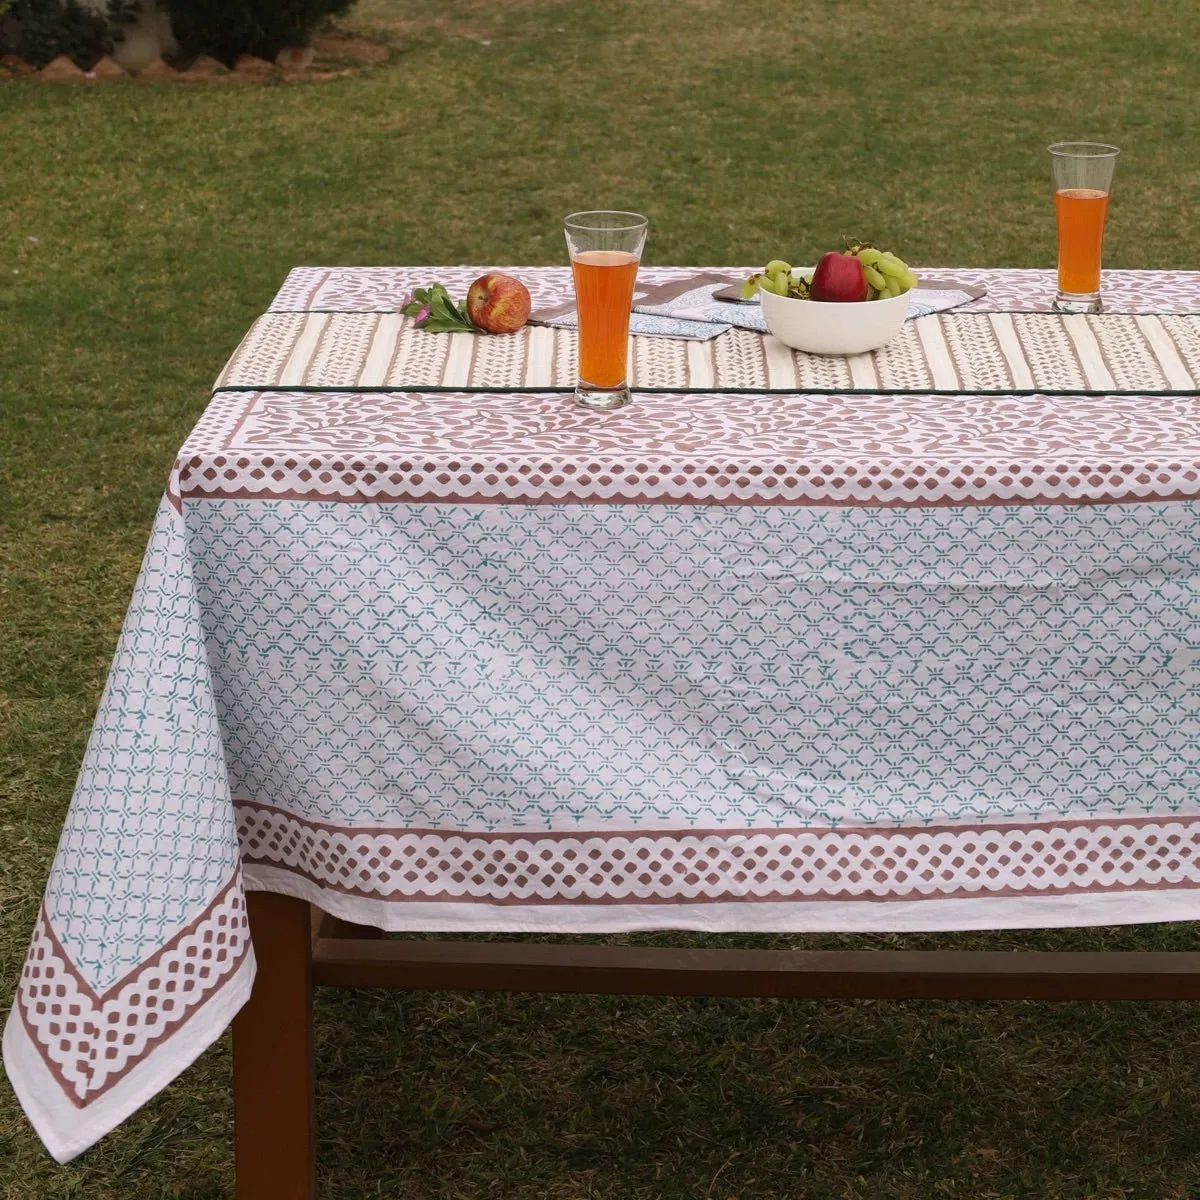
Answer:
[
  {"xmin": 0, "ymin": 0, "xmax": 137, "ymax": 69},
  {"xmin": 163, "ymin": 0, "xmax": 356, "ymax": 65}
]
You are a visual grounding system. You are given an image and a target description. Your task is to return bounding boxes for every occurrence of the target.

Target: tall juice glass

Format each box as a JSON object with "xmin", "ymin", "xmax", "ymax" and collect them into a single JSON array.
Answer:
[
  {"xmin": 564, "ymin": 211, "xmax": 648, "ymax": 409},
  {"xmin": 1048, "ymin": 142, "xmax": 1119, "ymax": 313}
]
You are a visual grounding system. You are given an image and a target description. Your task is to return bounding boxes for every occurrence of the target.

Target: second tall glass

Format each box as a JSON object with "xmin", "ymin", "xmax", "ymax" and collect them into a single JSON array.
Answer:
[
  {"xmin": 1048, "ymin": 141, "xmax": 1119, "ymax": 313},
  {"xmin": 564, "ymin": 211, "xmax": 648, "ymax": 409}
]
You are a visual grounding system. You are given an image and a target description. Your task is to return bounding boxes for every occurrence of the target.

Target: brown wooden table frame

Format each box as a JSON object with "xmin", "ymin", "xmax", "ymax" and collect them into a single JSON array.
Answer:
[{"xmin": 232, "ymin": 891, "xmax": 1200, "ymax": 1199}]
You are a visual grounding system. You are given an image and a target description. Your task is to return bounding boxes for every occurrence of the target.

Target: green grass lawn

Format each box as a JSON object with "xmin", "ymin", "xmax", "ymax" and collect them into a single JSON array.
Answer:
[{"xmin": 3, "ymin": 1, "xmax": 1200, "ymax": 1195}]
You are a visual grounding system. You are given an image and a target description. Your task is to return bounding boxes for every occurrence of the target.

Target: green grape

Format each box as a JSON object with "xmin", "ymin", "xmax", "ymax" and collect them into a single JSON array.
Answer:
[
  {"xmin": 763, "ymin": 273, "xmax": 789, "ymax": 296},
  {"xmin": 844, "ymin": 244, "xmax": 918, "ymax": 298},
  {"xmin": 741, "ymin": 274, "xmax": 762, "ymax": 299},
  {"xmin": 764, "ymin": 259, "xmax": 792, "ymax": 277}
]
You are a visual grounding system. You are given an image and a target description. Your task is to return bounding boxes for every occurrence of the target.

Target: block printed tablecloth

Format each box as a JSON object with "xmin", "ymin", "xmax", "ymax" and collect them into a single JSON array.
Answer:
[{"xmin": 7, "ymin": 267, "xmax": 1200, "ymax": 1163}]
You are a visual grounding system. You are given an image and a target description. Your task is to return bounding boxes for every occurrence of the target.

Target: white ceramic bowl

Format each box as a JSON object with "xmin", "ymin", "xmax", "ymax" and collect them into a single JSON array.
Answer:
[{"xmin": 758, "ymin": 284, "xmax": 910, "ymax": 355}]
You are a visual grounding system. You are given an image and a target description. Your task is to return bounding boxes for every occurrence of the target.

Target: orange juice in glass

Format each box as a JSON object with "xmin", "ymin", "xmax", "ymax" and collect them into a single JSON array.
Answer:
[
  {"xmin": 564, "ymin": 211, "xmax": 648, "ymax": 408},
  {"xmin": 1048, "ymin": 142, "xmax": 1118, "ymax": 313}
]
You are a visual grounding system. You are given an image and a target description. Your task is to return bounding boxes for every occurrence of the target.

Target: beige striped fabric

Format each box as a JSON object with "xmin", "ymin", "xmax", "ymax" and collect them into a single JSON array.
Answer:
[{"xmin": 214, "ymin": 311, "xmax": 1200, "ymax": 393}]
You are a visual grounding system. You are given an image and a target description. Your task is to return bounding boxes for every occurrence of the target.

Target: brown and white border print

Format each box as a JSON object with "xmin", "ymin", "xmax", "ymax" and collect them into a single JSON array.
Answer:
[
  {"xmin": 14, "ymin": 874, "xmax": 250, "ymax": 1107},
  {"xmin": 266, "ymin": 266, "xmax": 1200, "ymax": 317},
  {"xmin": 235, "ymin": 801, "xmax": 1200, "ymax": 908},
  {"xmin": 175, "ymin": 449, "xmax": 1200, "ymax": 509},
  {"xmin": 173, "ymin": 390, "xmax": 1200, "ymax": 509}
]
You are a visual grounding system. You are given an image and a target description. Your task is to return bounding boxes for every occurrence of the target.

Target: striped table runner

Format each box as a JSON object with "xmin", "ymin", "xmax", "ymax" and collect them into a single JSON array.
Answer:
[{"xmin": 214, "ymin": 310, "xmax": 1200, "ymax": 394}]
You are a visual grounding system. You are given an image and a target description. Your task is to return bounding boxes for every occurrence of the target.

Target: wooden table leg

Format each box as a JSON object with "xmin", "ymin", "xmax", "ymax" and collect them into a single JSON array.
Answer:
[{"xmin": 234, "ymin": 892, "xmax": 316, "ymax": 1199}]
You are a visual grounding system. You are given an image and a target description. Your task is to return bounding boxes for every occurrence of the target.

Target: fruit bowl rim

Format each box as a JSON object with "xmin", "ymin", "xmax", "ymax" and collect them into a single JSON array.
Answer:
[{"xmin": 759, "ymin": 287, "xmax": 912, "ymax": 309}]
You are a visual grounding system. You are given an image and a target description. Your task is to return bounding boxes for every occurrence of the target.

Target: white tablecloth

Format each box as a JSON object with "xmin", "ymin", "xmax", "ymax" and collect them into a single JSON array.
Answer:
[{"xmin": 7, "ymin": 266, "xmax": 1200, "ymax": 1163}]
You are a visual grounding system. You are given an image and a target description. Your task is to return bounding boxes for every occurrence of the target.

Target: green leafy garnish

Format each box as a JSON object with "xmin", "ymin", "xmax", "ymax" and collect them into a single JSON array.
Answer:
[{"xmin": 400, "ymin": 284, "xmax": 479, "ymax": 333}]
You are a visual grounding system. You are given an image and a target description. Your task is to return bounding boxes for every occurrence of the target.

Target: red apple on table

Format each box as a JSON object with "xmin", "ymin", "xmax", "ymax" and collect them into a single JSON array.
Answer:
[
  {"xmin": 810, "ymin": 252, "xmax": 869, "ymax": 303},
  {"xmin": 466, "ymin": 273, "xmax": 532, "ymax": 333}
]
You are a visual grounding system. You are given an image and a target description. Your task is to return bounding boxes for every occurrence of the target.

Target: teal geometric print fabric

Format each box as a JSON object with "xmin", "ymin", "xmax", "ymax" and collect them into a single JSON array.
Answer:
[
  {"xmin": 12, "ymin": 472, "xmax": 1200, "ymax": 1171},
  {"xmin": 43, "ymin": 499, "xmax": 240, "ymax": 992},
  {"xmin": 189, "ymin": 498, "xmax": 1200, "ymax": 835}
]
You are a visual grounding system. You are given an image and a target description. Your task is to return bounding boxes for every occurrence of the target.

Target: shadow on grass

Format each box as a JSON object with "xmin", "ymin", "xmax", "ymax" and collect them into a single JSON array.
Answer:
[{"xmin": 312, "ymin": 930, "xmax": 1200, "ymax": 1199}]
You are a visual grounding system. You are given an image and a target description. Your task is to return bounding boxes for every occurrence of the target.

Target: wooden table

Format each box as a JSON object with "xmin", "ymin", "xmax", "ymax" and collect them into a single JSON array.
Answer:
[{"xmin": 234, "ymin": 894, "xmax": 1200, "ymax": 1198}]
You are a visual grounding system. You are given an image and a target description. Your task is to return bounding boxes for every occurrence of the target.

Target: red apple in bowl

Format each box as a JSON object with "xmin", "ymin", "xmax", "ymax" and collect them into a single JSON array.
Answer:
[
  {"xmin": 466, "ymin": 273, "xmax": 532, "ymax": 333},
  {"xmin": 809, "ymin": 252, "xmax": 868, "ymax": 303}
]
